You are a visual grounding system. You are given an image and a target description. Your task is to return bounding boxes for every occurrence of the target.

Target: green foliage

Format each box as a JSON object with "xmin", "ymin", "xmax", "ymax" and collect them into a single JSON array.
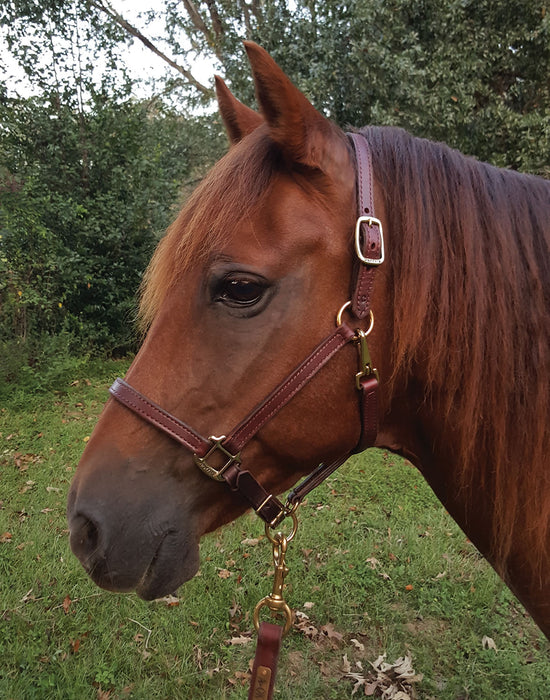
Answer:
[
  {"xmin": 233, "ymin": 0, "xmax": 550, "ymax": 176},
  {"xmin": 0, "ymin": 95, "xmax": 226, "ymax": 363},
  {"xmin": 0, "ymin": 0, "xmax": 548, "ymax": 391}
]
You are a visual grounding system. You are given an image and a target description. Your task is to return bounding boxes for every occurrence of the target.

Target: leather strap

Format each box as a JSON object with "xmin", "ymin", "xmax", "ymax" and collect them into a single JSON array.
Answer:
[
  {"xmin": 348, "ymin": 132, "xmax": 383, "ymax": 319},
  {"xmin": 248, "ymin": 622, "xmax": 283, "ymax": 700},
  {"xmin": 110, "ymin": 378, "xmax": 210, "ymax": 456},
  {"xmin": 224, "ymin": 323, "xmax": 356, "ymax": 454},
  {"xmin": 110, "ymin": 322, "xmax": 357, "ymax": 525}
]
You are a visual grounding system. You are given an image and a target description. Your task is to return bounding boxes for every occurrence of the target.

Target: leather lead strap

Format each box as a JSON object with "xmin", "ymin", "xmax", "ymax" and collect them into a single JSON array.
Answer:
[{"xmin": 248, "ymin": 623, "xmax": 282, "ymax": 700}]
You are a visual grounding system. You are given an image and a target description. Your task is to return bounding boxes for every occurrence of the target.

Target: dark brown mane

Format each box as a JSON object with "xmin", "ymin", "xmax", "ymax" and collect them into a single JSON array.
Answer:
[{"xmin": 363, "ymin": 126, "xmax": 550, "ymax": 575}]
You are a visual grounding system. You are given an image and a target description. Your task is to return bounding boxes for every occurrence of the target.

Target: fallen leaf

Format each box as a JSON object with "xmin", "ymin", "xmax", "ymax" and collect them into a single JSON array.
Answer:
[
  {"xmin": 218, "ymin": 568, "xmax": 232, "ymax": 579},
  {"xmin": 405, "ymin": 584, "xmax": 414, "ymax": 591},
  {"xmin": 154, "ymin": 594, "xmax": 180, "ymax": 606},
  {"xmin": 482, "ymin": 635, "xmax": 497, "ymax": 651},
  {"xmin": 241, "ymin": 537, "xmax": 261, "ymax": 546},
  {"xmin": 228, "ymin": 635, "xmax": 252, "ymax": 646},
  {"xmin": 0, "ymin": 532, "xmax": 12, "ymax": 543},
  {"xmin": 342, "ymin": 653, "xmax": 352, "ymax": 674},
  {"xmin": 351, "ymin": 638, "xmax": 365, "ymax": 652},
  {"xmin": 62, "ymin": 595, "xmax": 72, "ymax": 614},
  {"xmin": 320, "ymin": 622, "xmax": 343, "ymax": 641}
]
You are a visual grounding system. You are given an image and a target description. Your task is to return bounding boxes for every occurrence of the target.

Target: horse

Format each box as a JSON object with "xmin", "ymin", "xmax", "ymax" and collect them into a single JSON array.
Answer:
[{"xmin": 67, "ymin": 42, "xmax": 550, "ymax": 640}]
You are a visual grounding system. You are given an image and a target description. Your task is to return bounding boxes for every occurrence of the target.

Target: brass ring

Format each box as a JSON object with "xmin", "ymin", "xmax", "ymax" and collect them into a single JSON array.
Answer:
[
  {"xmin": 265, "ymin": 510, "xmax": 299, "ymax": 544},
  {"xmin": 253, "ymin": 598, "xmax": 294, "ymax": 636},
  {"xmin": 336, "ymin": 301, "xmax": 375, "ymax": 336},
  {"xmin": 336, "ymin": 300, "xmax": 352, "ymax": 327}
]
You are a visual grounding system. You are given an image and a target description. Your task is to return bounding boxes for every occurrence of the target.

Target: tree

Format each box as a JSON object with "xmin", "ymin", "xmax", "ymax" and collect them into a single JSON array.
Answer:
[
  {"xmin": 84, "ymin": 0, "xmax": 550, "ymax": 175},
  {"xmin": 0, "ymin": 94, "xmax": 226, "ymax": 355}
]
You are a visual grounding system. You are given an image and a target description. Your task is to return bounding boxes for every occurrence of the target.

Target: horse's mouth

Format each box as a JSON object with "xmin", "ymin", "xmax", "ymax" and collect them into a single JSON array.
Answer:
[{"xmin": 80, "ymin": 529, "xmax": 200, "ymax": 601}]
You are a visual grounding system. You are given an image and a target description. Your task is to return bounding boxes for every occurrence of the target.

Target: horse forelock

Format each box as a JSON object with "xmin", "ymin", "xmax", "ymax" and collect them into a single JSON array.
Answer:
[
  {"xmin": 138, "ymin": 129, "xmax": 284, "ymax": 330},
  {"xmin": 138, "ymin": 128, "xmax": 334, "ymax": 331},
  {"xmin": 364, "ymin": 125, "xmax": 550, "ymax": 575}
]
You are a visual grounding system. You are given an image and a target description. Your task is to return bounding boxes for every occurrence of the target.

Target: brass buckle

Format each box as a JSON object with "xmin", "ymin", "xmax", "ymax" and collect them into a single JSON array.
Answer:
[
  {"xmin": 193, "ymin": 435, "xmax": 241, "ymax": 482},
  {"xmin": 355, "ymin": 215, "xmax": 385, "ymax": 265}
]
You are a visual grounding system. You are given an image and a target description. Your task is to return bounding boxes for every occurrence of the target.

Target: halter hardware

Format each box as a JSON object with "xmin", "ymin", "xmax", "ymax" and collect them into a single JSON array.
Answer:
[
  {"xmin": 193, "ymin": 435, "xmax": 241, "ymax": 481},
  {"xmin": 355, "ymin": 328, "xmax": 379, "ymax": 388},
  {"xmin": 355, "ymin": 215, "xmax": 385, "ymax": 265},
  {"xmin": 253, "ymin": 512, "xmax": 299, "ymax": 637}
]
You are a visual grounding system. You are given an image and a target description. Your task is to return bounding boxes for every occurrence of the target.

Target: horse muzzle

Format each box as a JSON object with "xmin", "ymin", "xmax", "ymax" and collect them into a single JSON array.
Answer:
[{"xmin": 67, "ymin": 446, "xmax": 201, "ymax": 600}]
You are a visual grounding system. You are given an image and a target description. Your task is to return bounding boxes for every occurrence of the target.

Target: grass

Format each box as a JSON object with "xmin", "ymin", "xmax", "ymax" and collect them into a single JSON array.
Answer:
[{"xmin": 1, "ymin": 359, "xmax": 549, "ymax": 699}]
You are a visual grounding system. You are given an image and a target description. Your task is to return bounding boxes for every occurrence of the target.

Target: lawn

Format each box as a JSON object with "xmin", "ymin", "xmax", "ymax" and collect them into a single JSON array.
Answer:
[{"xmin": 1, "ymin": 359, "xmax": 549, "ymax": 699}]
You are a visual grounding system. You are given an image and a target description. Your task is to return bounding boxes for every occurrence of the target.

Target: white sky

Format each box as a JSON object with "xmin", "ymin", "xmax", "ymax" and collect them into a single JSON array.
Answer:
[{"xmin": 0, "ymin": 1, "xmax": 216, "ymax": 102}]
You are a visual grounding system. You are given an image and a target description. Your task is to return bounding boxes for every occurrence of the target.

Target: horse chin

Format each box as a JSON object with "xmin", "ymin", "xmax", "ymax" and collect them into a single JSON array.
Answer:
[{"xmin": 135, "ymin": 533, "xmax": 201, "ymax": 601}]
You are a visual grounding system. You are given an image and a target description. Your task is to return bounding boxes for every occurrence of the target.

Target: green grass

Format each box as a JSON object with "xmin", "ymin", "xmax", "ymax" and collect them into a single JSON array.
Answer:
[{"xmin": 1, "ymin": 360, "xmax": 549, "ymax": 699}]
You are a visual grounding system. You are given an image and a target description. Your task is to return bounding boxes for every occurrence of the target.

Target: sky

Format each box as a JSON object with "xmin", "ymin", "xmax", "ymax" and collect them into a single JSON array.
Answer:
[{"xmin": 0, "ymin": 0, "xmax": 216, "ymax": 102}]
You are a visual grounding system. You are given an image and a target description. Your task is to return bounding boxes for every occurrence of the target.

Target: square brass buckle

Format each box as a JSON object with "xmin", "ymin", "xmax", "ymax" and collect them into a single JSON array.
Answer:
[
  {"xmin": 355, "ymin": 215, "xmax": 385, "ymax": 265},
  {"xmin": 193, "ymin": 435, "xmax": 241, "ymax": 481}
]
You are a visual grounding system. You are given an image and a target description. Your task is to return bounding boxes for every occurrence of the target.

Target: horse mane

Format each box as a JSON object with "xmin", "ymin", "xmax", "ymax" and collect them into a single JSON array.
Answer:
[{"xmin": 363, "ymin": 126, "xmax": 550, "ymax": 575}]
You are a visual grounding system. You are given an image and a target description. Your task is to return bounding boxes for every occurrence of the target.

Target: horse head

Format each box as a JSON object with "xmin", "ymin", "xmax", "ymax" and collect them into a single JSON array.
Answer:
[{"xmin": 67, "ymin": 43, "xmax": 388, "ymax": 600}]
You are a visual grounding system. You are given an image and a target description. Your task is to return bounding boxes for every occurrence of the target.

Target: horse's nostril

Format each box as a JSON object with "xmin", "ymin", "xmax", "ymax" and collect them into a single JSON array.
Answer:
[{"xmin": 70, "ymin": 513, "xmax": 101, "ymax": 560}]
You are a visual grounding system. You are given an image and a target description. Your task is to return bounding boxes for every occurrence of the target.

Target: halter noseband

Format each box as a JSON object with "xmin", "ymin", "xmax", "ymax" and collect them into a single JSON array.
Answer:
[{"xmin": 109, "ymin": 133, "xmax": 384, "ymax": 529}]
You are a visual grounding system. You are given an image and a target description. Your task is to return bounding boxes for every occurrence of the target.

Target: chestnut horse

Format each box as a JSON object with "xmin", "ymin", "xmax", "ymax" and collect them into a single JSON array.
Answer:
[{"xmin": 68, "ymin": 43, "xmax": 550, "ymax": 639}]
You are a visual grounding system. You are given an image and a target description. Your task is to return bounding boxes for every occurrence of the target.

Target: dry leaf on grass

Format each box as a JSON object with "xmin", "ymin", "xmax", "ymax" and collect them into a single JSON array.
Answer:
[
  {"xmin": 482, "ymin": 635, "xmax": 497, "ymax": 651},
  {"xmin": 153, "ymin": 594, "xmax": 180, "ymax": 606},
  {"xmin": 344, "ymin": 652, "xmax": 423, "ymax": 698},
  {"xmin": 227, "ymin": 635, "xmax": 253, "ymax": 646}
]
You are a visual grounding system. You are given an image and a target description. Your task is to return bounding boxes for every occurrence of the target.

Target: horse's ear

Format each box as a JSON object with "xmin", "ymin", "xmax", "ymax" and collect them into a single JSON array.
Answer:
[
  {"xmin": 215, "ymin": 76, "xmax": 264, "ymax": 145},
  {"xmin": 244, "ymin": 41, "xmax": 347, "ymax": 174}
]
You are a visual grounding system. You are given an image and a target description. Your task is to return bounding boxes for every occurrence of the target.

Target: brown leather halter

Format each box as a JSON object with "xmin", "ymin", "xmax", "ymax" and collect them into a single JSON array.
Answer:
[{"xmin": 109, "ymin": 133, "xmax": 384, "ymax": 528}]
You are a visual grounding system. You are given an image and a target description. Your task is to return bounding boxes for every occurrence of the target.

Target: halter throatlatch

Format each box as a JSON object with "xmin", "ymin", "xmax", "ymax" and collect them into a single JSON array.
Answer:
[{"xmin": 108, "ymin": 132, "xmax": 383, "ymax": 700}]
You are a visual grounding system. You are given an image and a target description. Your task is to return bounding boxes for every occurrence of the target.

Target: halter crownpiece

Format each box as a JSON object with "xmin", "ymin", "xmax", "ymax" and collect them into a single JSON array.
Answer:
[{"xmin": 109, "ymin": 132, "xmax": 383, "ymax": 528}]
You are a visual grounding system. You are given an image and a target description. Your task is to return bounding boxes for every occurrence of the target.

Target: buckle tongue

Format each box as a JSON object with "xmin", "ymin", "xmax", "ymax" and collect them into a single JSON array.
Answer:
[{"xmin": 193, "ymin": 435, "xmax": 241, "ymax": 481}]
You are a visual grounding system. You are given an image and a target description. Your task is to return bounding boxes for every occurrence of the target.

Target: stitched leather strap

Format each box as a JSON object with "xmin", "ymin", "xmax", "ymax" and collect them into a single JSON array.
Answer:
[
  {"xmin": 110, "ymin": 323, "xmax": 357, "ymax": 525},
  {"xmin": 110, "ymin": 378, "xmax": 210, "ymax": 456},
  {"xmin": 248, "ymin": 622, "xmax": 283, "ymax": 700},
  {"xmin": 348, "ymin": 132, "xmax": 383, "ymax": 319},
  {"xmin": 224, "ymin": 323, "xmax": 356, "ymax": 454}
]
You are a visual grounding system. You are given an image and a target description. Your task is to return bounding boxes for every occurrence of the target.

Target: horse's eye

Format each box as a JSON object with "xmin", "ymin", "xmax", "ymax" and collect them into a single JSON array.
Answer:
[{"xmin": 219, "ymin": 278, "xmax": 266, "ymax": 307}]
